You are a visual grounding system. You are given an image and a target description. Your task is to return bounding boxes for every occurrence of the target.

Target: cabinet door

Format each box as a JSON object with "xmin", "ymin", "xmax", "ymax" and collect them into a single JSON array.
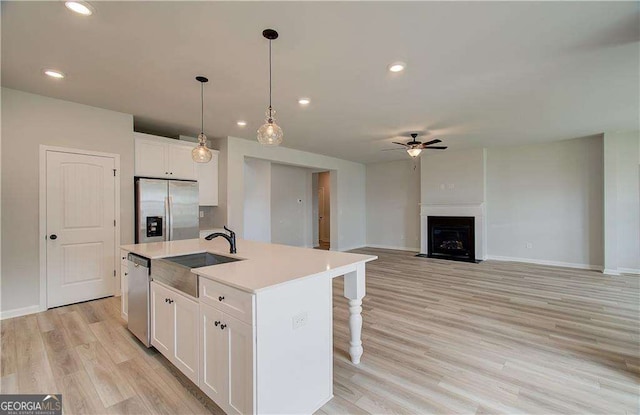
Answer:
[
  {"xmin": 226, "ymin": 315, "xmax": 254, "ymax": 415},
  {"xmin": 197, "ymin": 151, "xmax": 219, "ymax": 206},
  {"xmin": 200, "ymin": 303, "xmax": 228, "ymax": 403},
  {"xmin": 173, "ymin": 294, "xmax": 199, "ymax": 384},
  {"xmin": 168, "ymin": 143, "xmax": 197, "ymax": 180},
  {"xmin": 135, "ymin": 138, "xmax": 168, "ymax": 178},
  {"xmin": 150, "ymin": 282, "xmax": 173, "ymax": 356}
]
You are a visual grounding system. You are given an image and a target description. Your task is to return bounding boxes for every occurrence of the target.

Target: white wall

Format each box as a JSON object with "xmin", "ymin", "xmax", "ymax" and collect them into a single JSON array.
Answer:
[
  {"xmin": 604, "ymin": 130, "xmax": 640, "ymax": 274},
  {"xmin": 222, "ymin": 136, "xmax": 366, "ymax": 251},
  {"xmin": 270, "ymin": 164, "xmax": 313, "ymax": 248},
  {"xmin": 366, "ymin": 159, "xmax": 420, "ymax": 250},
  {"xmin": 421, "ymin": 148, "xmax": 486, "ymax": 205},
  {"xmin": 487, "ymin": 135, "xmax": 604, "ymax": 268},
  {"xmin": 1, "ymin": 88, "xmax": 134, "ymax": 314},
  {"xmin": 243, "ymin": 158, "xmax": 271, "ymax": 242}
]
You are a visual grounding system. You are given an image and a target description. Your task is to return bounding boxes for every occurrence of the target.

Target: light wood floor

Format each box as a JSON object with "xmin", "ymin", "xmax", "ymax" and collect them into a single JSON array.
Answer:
[{"xmin": 1, "ymin": 248, "xmax": 638, "ymax": 414}]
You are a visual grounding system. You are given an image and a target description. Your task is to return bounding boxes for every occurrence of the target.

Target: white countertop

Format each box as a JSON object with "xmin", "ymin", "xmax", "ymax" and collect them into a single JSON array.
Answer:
[{"xmin": 121, "ymin": 238, "xmax": 377, "ymax": 293}]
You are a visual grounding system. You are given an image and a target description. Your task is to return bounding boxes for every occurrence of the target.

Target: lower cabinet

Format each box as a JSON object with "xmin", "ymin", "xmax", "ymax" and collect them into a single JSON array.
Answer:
[
  {"xmin": 200, "ymin": 302, "xmax": 255, "ymax": 415},
  {"xmin": 150, "ymin": 281, "xmax": 199, "ymax": 384}
]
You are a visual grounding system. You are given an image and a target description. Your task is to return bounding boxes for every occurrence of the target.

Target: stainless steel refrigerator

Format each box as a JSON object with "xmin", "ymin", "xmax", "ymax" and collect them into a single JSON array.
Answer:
[{"xmin": 135, "ymin": 178, "xmax": 199, "ymax": 243}]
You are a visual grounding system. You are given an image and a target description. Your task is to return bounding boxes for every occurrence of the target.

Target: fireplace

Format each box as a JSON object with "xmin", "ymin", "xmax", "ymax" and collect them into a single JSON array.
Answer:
[{"xmin": 427, "ymin": 216, "xmax": 475, "ymax": 262}]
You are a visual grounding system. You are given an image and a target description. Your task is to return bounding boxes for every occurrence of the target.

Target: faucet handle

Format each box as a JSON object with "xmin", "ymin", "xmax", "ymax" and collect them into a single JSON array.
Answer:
[{"xmin": 223, "ymin": 225, "xmax": 235, "ymax": 237}]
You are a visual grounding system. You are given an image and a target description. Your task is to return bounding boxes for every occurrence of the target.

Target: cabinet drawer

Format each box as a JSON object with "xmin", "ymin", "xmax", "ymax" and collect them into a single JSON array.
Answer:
[{"xmin": 199, "ymin": 278, "xmax": 254, "ymax": 325}]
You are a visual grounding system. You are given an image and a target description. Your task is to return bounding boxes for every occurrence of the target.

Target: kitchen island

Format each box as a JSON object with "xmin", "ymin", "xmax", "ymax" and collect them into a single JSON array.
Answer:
[{"xmin": 121, "ymin": 237, "xmax": 376, "ymax": 414}]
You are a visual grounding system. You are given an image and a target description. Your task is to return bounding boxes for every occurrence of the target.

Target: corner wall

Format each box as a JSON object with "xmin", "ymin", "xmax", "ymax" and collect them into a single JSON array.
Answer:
[
  {"xmin": 487, "ymin": 135, "xmax": 604, "ymax": 269},
  {"xmin": 1, "ymin": 88, "xmax": 134, "ymax": 315},
  {"xmin": 223, "ymin": 136, "xmax": 366, "ymax": 251},
  {"xmin": 366, "ymin": 159, "xmax": 421, "ymax": 251},
  {"xmin": 604, "ymin": 130, "xmax": 640, "ymax": 274}
]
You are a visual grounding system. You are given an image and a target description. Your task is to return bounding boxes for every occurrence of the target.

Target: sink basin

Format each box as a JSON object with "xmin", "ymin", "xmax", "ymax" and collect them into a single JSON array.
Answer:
[
  {"xmin": 151, "ymin": 252, "xmax": 241, "ymax": 298},
  {"xmin": 165, "ymin": 252, "xmax": 241, "ymax": 268}
]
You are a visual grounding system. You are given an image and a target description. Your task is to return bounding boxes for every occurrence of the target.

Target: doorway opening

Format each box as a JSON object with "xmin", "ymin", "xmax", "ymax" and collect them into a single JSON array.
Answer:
[{"xmin": 313, "ymin": 171, "xmax": 331, "ymax": 250}]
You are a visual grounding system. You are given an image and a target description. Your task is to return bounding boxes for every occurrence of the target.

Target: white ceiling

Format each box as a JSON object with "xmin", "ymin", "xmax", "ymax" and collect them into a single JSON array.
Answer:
[{"xmin": 2, "ymin": 1, "xmax": 638, "ymax": 163}]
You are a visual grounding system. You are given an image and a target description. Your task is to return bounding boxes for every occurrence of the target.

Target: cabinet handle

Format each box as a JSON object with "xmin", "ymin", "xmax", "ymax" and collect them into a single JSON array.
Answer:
[
  {"xmin": 165, "ymin": 172, "xmax": 169, "ymax": 175},
  {"xmin": 124, "ymin": 272, "xmax": 128, "ymax": 276},
  {"xmin": 214, "ymin": 321, "xmax": 220, "ymax": 327},
  {"xmin": 218, "ymin": 296, "xmax": 225, "ymax": 302},
  {"xmin": 165, "ymin": 298, "xmax": 168, "ymax": 303},
  {"xmin": 168, "ymin": 299, "xmax": 174, "ymax": 304},
  {"xmin": 220, "ymin": 324, "xmax": 227, "ymax": 330},
  {"xmin": 170, "ymin": 172, "xmax": 173, "ymax": 175}
]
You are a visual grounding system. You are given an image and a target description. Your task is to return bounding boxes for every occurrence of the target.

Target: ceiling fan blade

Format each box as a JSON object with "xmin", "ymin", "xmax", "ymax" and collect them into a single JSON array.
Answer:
[
  {"xmin": 422, "ymin": 139, "xmax": 442, "ymax": 146},
  {"xmin": 423, "ymin": 146, "xmax": 448, "ymax": 150},
  {"xmin": 382, "ymin": 148, "xmax": 407, "ymax": 151},
  {"xmin": 392, "ymin": 142, "xmax": 409, "ymax": 147}
]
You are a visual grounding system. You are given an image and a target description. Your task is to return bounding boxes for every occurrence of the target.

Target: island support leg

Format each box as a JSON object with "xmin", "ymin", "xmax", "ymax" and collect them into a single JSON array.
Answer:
[{"xmin": 343, "ymin": 263, "xmax": 366, "ymax": 364}]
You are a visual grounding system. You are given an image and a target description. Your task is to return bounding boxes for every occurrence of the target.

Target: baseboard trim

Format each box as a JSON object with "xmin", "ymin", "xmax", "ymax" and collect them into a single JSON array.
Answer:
[
  {"xmin": 618, "ymin": 268, "xmax": 640, "ymax": 275},
  {"xmin": 0, "ymin": 305, "xmax": 42, "ymax": 320},
  {"xmin": 486, "ymin": 255, "xmax": 603, "ymax": 271},
  {"xmin": 366, "ymin": 244, "xmax": 420, "ymax": 252}
]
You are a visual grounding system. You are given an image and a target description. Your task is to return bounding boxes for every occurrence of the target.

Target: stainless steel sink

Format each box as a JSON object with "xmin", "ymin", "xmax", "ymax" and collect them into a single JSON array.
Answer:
[
  {"xmin": 164, "ymin": 252, "xmax": 241, "ymax": 268},
  {"xmin": 151, "ymin": 252, "xmax": 241, "ymax": 298}
]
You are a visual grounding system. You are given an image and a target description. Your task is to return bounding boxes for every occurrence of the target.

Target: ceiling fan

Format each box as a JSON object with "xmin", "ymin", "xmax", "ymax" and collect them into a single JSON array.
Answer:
[{"xmin": 384, "ymin": 133, "xmax": 448, "ymax": 158}]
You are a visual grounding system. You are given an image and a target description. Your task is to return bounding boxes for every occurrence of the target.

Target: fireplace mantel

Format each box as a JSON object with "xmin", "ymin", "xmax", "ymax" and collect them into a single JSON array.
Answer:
[{"xmin": 419, "ymin": 203, "xmax": 487, "ymax": 260}]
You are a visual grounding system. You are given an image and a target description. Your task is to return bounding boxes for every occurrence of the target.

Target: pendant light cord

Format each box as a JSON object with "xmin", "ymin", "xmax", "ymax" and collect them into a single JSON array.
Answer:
[
  {"xmin": 269, "ymin": 39, "xmax": 272, "ymax": 117},
  {"xmin": 200, "ymin": 81, "xmax": 204, "ymax": 134}
]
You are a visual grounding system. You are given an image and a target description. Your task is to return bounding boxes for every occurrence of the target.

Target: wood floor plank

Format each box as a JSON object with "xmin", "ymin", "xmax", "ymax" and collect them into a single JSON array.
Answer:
[
  {"xmin": 76, "ymin": 341, "xmax": 136, "ymax": 408},
  {"xmin": 59, "ymin": 311, "xmax": 97, "ymax": 346},
  {"xmin": 1, "ymin": 318, "xmax": 17, "ymax": 376}
]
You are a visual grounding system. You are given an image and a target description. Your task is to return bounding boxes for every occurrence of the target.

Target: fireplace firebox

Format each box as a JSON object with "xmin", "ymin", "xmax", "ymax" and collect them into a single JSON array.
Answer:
[{"xmin": 427, "ymin": 216, "xmax": 475, "ymax": 262}]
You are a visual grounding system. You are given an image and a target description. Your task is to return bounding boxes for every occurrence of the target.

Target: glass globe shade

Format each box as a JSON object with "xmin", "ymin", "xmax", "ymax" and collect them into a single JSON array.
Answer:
[
  {"xmin": 257, "ymin": 121, "xmax": 283, "ymax": 146},
  {"xmin": 407, "ymin": 148, "xmax": 422, "ymax": 158},
  {"xmin": 192, "ymin": 133, "xmax": 212, "ymax": 163}
]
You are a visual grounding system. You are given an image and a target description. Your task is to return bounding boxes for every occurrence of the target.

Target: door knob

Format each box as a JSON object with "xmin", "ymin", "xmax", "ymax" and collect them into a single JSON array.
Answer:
[
  {"xmin": 214, "ymin": 321, "xmax": 220, "ymax": 326},
  {"xmin": 220, "ymin": 324, "xmax": 227, "ymax": 330},
  {"xmin": 218, "ymin": 296, "xmax": 225, "ymax": 302},
  {"xmin": 49, "ymin": 234, "xmax": 58, "ymax": 240}
]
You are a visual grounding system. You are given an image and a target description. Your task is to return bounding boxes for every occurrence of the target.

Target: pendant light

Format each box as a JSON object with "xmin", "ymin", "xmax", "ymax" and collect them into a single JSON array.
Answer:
[
  {"xmin": 257, "ymin": 29, "xmax": 283, "ymax": 146},
  {"xmin": 192, "ymin": 76, "xmax": 212, "ymax": 163}
]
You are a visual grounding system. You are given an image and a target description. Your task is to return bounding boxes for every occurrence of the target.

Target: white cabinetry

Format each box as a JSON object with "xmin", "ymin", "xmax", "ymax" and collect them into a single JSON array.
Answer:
[
  {"xmin": 197, "ymin": 150, "xmax": 219, "ymax": 206},
  {"xmin": 134, "ymin": 133, "xmax": 197, "ymax": 180},
  {"xmin": 120, "ymin": 250, "xmax": 128, "ymax": 320},
  {"xmin": 200, "ymin": 278, "xmax": 255, "ymax": 414},
  {"xmin": 150, "ymin": 281, "xmax": 199, "ymax": 384}
]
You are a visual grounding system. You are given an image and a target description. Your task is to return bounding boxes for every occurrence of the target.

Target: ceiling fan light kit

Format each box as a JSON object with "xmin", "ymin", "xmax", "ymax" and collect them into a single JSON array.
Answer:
[
  {"xmin": 387, "ymin": 133, "xmax": 448, "ymax": 158},
  {"xmin": 257, "ymin": 28, "xmax": 284, "ymax": 146}
]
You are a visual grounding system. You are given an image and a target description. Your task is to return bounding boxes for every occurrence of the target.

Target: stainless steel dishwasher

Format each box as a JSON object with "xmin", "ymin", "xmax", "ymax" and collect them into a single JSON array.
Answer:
[{"xmin": 127, "ymin": 253, "xmax": 151, "ymax": 347}]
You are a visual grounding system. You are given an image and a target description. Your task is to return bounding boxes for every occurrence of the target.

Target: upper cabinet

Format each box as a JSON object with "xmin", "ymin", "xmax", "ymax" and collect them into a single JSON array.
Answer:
[
  {"xmin": 134, "ymin": 133, "xmax": 219, "ymax": 205},
  {"xmin": 134, "ymin": 133, "xmax": 197, "ymax": 181}
]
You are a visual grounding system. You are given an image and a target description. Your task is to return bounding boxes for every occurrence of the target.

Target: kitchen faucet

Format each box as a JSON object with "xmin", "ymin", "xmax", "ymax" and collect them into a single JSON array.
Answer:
[{"xmin": 205, "ymin": 226, "xmax": 237, "ymax": 254}]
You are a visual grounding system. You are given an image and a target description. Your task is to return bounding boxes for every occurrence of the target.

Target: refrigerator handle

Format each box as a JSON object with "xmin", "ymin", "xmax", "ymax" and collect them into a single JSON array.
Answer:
[
  {"xmin": 165, "ymin": 196, "xmax": 171, "ymax": 241},
  {"xmin": 168, "ymin": 196, "xmax": 174, "ymax": 241}
]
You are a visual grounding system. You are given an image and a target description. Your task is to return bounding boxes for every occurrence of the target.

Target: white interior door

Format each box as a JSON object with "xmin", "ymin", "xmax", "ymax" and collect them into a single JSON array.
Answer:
[{"xmin": 46, "ymin": 150, "xmax": 116, "ymax": 308}]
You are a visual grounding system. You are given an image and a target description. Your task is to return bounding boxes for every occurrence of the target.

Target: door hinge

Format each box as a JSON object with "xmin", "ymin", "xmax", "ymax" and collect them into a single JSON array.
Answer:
[
  {"xmin": 113, "ymin": 169, "xmax": 117, "ymax": 177},
  {"xmin": 114, "ymin": 270, "xmax": 116, "ymax": 277},
  {"xmin": 114, "ymin": 220, "xmax": 116, "ymax": 227}
]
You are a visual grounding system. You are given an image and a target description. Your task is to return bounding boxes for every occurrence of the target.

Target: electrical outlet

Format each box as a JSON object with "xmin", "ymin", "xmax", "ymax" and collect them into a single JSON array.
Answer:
[
  {"xmin": 199, "ymin": 210, "xmax": 204, "ymax": 218},
  {"xmin": 292, "ymin": 311, "xmax": 308, "ymax": 329}
]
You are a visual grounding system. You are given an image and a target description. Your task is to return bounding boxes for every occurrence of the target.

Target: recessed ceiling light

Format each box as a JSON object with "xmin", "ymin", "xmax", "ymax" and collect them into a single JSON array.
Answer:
[
  {"xmin": 237, "ymin": 120, "xmax": 247, "ymax": 127},
  {"xmin": 388, "ymin": 62, "xmax": 406, "ymax": 73},
  {"xmin": 43, "ymin": 69, "xmax": 65, "ymax": 79},
  {"xmin": 298, "ymin": 98, "xmax": 310, "ymax": 105},
  {"xmin": 65, "ymin": 1, "xmax": 94, "ymax": 16}
]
